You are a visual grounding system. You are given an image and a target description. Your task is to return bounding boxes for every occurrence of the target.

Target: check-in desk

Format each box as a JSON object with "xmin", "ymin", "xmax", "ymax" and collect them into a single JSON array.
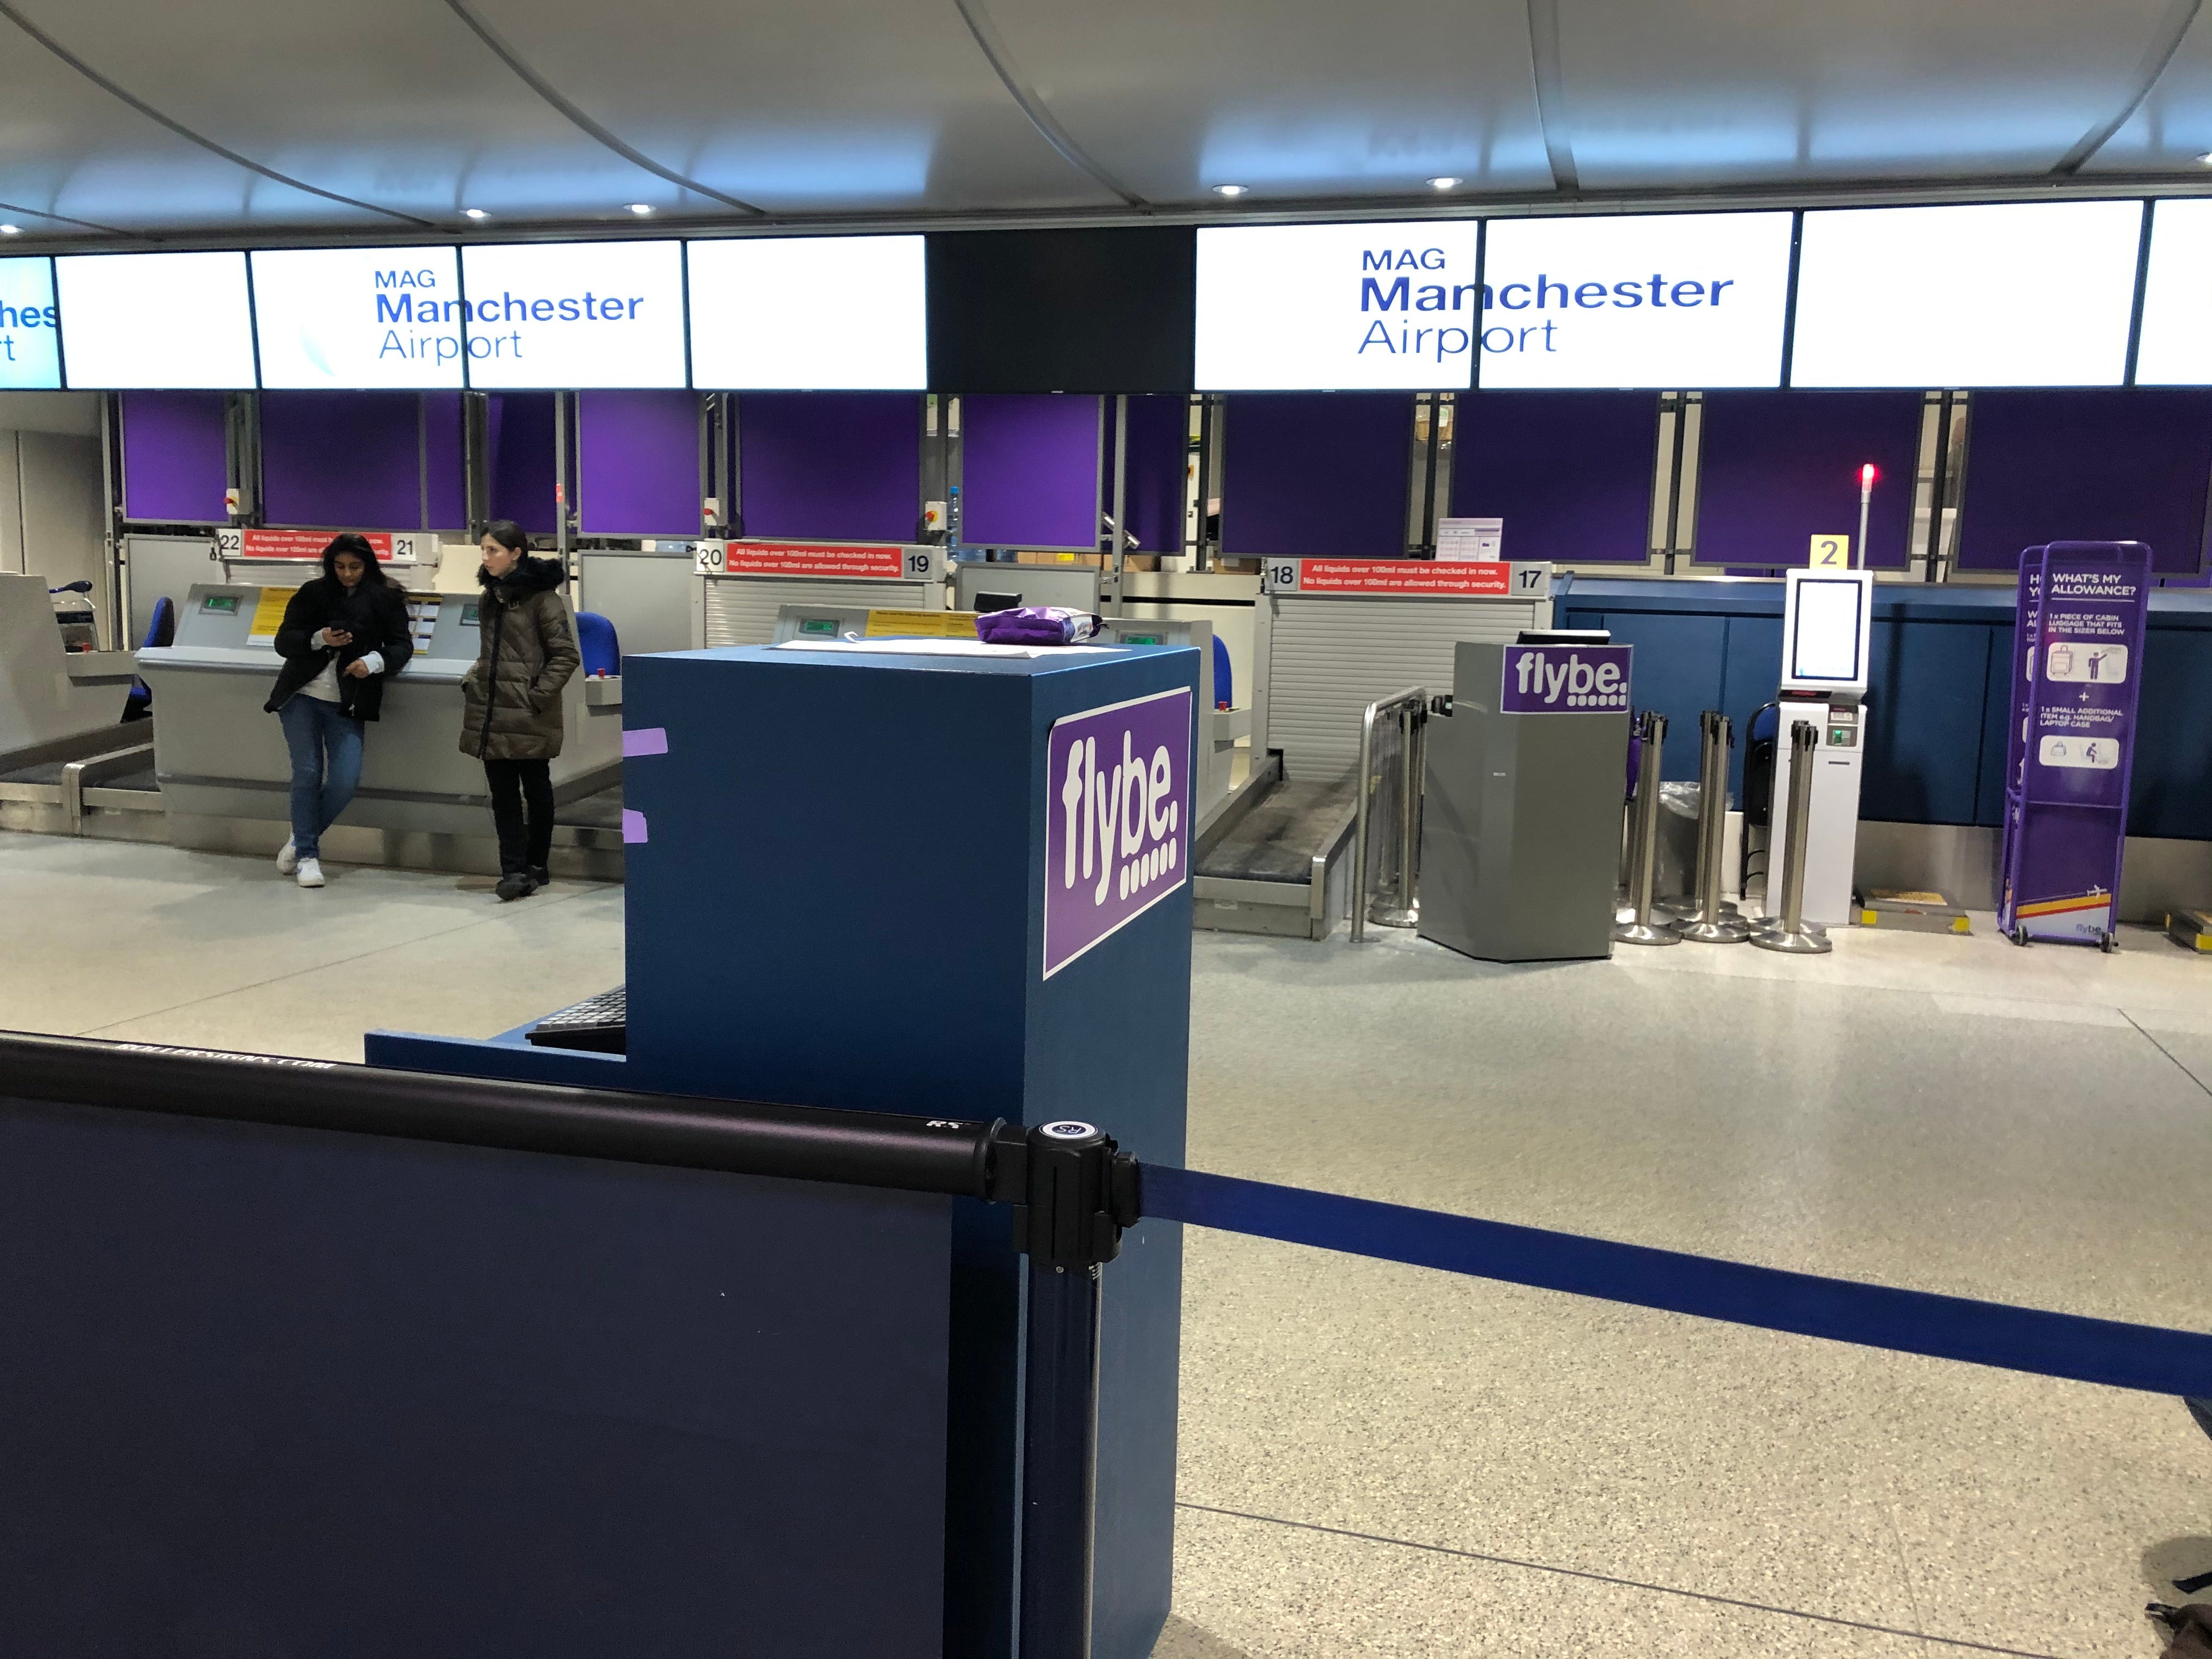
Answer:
[
  {"xmin": 693, "ymin": 539, "xmax": 949, "ymax": 647},
  {"xmin": 0, "ymin": 573, "xmax": 149, "ymax": 838},
  {"xmin": 135, "ymin": 583, "xmax": 625, "ymax": 874},
  {"xmin": 1193, "ymin": 556, "xmax": 1554, "ymax": 938}
]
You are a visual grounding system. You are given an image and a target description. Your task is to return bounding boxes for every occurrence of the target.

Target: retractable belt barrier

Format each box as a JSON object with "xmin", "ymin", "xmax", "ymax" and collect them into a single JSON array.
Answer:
[
  {"xmin": 8, "ymin": 1031, "xmax": 2208, "ymax": 1659},
  {"xmin": 1142, "ymin": 1163, "xmax": 2212, "ymax": 1398}
]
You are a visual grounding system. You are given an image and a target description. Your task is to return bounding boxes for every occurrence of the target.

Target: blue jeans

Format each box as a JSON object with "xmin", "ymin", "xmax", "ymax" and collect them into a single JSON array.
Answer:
[{"xmin": 277, "ymin": 695, "xmax": 365, "ymax": 860}]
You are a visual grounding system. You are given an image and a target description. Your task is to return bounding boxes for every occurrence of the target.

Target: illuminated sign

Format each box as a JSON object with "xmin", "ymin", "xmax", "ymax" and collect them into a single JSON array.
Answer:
[
  {"xmin": 0, "ymin": 257, "xmax": 59, "ymax": 390},
  {"xmin": 251, "ymin": 246, "xmax": 464, "ymax": 388},
  {"xmin": 2134, "ymin": 198, "xmax": 2212, "ymax": 386},
  {"xmin": 1478, "ymin": 212, "xmax": 1792, "ymax": 388},
  {"xmin": 458, "ymin": 241, "xmax": 686, "ymax": 388},
  {"xmin": 688, "ymin": 236, "xmax": 926, "ymax": 389},
  {"xmin": 1791, "ymin": 202, "xmax": 2143, "ymax": 388},
  {"xmin": 56, "ymin": 251, "xmax": 257, "ymax": 389},
  {"xmin": 1194, "ymin": 221, "xmax": 1482, "ymax": 390}
]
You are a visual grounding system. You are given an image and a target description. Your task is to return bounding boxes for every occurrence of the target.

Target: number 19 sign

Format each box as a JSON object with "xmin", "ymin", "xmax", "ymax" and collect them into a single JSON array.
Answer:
[{"xmin": 1043, "ymin": 687, "xmax": 1193, "ymax": 978}]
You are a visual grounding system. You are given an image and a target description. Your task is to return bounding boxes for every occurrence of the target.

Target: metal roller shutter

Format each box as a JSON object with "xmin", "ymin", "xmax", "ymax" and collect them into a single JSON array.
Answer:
[
  {"xmin": 1263, "ymin": 595, "xmax": 1549, "ymax": 780},
  {"xmin": 703, "ymin": 579, "xmax": 938, "ymax": 647}
]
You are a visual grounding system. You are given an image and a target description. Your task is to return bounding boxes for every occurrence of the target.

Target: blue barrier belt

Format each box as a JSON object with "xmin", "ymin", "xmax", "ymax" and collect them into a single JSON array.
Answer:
[{"xmin": 1142, "ymin": 1164, "xmax": 2212, "ymax": 1397}]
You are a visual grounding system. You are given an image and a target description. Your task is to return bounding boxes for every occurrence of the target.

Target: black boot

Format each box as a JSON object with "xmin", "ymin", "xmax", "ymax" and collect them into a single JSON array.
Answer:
[
  {"xmin": 529, "ymin": 865, "xmax": 551, "ymax": 889},
  {"xmin": 495, "ymin": 870, "xmax": 540, "ymax": 902}
]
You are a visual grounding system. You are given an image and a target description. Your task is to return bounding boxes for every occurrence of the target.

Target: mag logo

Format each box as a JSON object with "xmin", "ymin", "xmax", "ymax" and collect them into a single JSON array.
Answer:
[
  {"xmin": 1500, "ymin": 644, "xmax": 1633, "ymax": 713},
  {"xmin": 1043, "ymin": 687, "xmax": 1193, "ymax": 978}
]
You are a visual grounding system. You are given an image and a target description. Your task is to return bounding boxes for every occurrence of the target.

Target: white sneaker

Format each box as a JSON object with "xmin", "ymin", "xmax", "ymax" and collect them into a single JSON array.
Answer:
[
  {"xmin": 295, "ymin": 857, "xmax": 325, "ymax": 889},
  {"xmin": 276, "ymin": 838, "xmax": 298, "ymax": 874}
]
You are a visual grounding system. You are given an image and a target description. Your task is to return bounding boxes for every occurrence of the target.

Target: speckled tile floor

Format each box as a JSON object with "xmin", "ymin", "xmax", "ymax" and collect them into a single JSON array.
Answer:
[
  {"xmin": 1167, "ymin": 916, "xmax": 2212, "ymax": 1658},
  {"xmin": 4, "ymin": 828, "xmax": 2209, "ymax": 1657}
]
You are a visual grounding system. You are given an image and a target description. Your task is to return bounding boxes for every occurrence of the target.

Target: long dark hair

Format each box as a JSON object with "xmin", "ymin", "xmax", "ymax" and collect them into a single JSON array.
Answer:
[
  {"xmin": 320, "ymin": 532, "xmax": 390, "ymax": 585},
  {"xmin": 481, "ymin": 520, "xmax": 531, "ymax": 556}
]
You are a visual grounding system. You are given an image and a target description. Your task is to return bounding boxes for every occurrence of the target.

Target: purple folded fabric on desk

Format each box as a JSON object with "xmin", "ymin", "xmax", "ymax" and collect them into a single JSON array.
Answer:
[{"xmin": 973, "ymin": 606, "xmax": 1102, "ymax": 646}]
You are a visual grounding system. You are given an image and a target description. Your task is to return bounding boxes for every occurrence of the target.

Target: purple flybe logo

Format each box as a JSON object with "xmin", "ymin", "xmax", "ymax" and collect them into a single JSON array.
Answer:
[
  {"xmin": 1500, "ymin": 644, "xmax": 1633, "ymax": 713},
  {"xmin": 1043, "ymin": 687, "xmax": 1193, "ymax": 979}
]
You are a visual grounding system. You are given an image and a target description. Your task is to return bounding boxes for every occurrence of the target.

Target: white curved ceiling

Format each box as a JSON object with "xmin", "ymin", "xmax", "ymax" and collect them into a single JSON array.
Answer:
[{"xmin": 2, "ymin": 0, "xmax": 2210, "ymax": 240}]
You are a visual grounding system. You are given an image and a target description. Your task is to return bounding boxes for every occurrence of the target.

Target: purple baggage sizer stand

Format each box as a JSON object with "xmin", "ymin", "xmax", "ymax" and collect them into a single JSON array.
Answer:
[{"xmin": 1997, "ymin": 540, "xmax": 2152, "ymax": 949}]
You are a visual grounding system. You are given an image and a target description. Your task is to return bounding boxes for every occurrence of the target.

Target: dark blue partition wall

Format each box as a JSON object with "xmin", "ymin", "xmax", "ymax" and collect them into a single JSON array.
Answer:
[
  {"xmin": 1121, "ymin": 394, "xmax": 1188, "ymax": 553},
  {"xmin": 962, "ymin": 393, "xmax": 1099, "ymax": 549},
  {"xmin": 738, "ymin": 392, "xmax": 919, "ymax": 543},
  {"xmin": 579, "ymin": 390, "xmax": 697, "ymax": 536},
  {"xmin": 1960, "ymin": 389, "xmax": 2212, "ymax": 574},
  {"xmin": 261, "ymin": 392, "xmax": 422, "ymax": 529},
  {"xmin": 121, "ymin": 391, "xmax": 228, "ymax": 523},
  {"xmin": 0, "ymin": 1094, "xmax": 951, "ymax": 1659},
  {"xmin": 1222, "ymin": 393, "xmax": 1409, "ymax": 557},
  {"xmin": 486, "ymin": 393, "xmax": 557, "ymax": 537},
  {"xmin": 1695, "ymin": 392, "xmax": 1920, "ymax": 570},
  {"xmin": 1453, "ymin": 392, "xmax": 1653, "ymax": 563},
  {"xmin": 425, "ymin": 392, "xmax": 466, "ymax": 531},
  {"xmin": 1558, "ymin": 578, "xmax": 2212, "ymax": 839}
]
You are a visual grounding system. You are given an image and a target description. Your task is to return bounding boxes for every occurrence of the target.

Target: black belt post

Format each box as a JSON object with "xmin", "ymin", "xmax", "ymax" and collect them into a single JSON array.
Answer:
[{"xmin": 991, "ymin": 1119, "xmax": 1141, "ymax": 1659}]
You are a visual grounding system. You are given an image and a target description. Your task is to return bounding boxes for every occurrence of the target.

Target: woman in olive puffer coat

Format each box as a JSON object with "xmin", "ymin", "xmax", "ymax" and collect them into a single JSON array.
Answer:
[{"xmin": 461, "ymin": 519, "xmax": 580, "ymax": 901}]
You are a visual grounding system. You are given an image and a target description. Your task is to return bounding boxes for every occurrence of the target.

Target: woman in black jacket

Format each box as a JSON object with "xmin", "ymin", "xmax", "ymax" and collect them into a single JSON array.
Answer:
[{"xmin": 262, "ymin": 533, "xmax": 414, "ymax": 888}]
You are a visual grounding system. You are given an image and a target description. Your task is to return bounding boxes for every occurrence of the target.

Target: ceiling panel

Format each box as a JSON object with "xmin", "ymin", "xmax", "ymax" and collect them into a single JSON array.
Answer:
[
  {"xmin": 464, "ymin": 0, "xmax": 1108, "ymax": 216},
  {"xmin": 1556, "ymin": 0, "xmax": 2176, "ymax": 188},
  {"xmin": 2085, "ymin": 9, "xmax": 2212, "ymax": 172},
  {"xmin": 3, "ymin": 0, "xmax": 705, "ymax": 229},
  {"xmin": 0, "ymin": 21, "xmax": 388, "ymax": 233},
  {"xmin": 983, "ymin": 0, "xmax": 1552, "ymax": 204}
]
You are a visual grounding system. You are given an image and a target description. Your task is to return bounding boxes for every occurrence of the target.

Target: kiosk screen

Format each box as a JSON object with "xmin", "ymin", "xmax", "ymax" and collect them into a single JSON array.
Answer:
[{"xmin": 1791, "ymin": 579, "xmax": 1864, "ymax": 682}]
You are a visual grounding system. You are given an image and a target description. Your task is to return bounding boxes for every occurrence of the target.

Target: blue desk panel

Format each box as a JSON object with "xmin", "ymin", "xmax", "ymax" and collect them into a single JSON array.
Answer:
[
  {"xmin": 0, "ymin": 1093, "xmax": 950, "ymax": 1659},
  {"xmin": 620, "ymin": 643, "xmax": 1195, "ymax": 1659},
  {"xmin": 1561, "ymin": 578, "xmax": 2212, "ymax": 839}
]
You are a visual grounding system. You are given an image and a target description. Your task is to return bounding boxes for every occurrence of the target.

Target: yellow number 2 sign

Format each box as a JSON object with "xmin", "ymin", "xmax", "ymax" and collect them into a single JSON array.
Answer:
[{"xmin": 1809, "ymin": 534, "xmax": 1851, "ymax": 569}]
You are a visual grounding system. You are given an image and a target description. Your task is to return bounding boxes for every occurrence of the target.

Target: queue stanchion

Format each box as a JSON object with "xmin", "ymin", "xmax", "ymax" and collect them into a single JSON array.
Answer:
[
  {"xmin": 1752, "ymin": 720, "xmax": 1832, "ymax": 955},
  {"xmin": 1677, "ymin": 711, "xmax": 1750, "ymax": 944},
  {"xmin": 1613, "ymin": 712, "xmax": 1678, "ymax": 946},
  {"xmin": 1009, "ymin": 1119, "xmax": 1136, "ymax": 1659}
]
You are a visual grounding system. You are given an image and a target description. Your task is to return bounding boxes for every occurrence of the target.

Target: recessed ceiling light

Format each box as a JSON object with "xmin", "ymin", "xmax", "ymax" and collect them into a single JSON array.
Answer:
[
  {"xmin": 0, "ymin": 224, "xmax": 19, "ymax": 236},
  {"xmin": 462, "ymin": 207, "xmax": 490, "ymax": 220},
  {"xmin": 627, "ymin": 202, "xmax": 653, "ymax": 216},
  {"xmin": 1428, "ymin": 176, "xmax": 1463, "ymax": 190},
  {"xmin": 1212, "ymin": 184, "xmax": 1248, "ymax": 198}
]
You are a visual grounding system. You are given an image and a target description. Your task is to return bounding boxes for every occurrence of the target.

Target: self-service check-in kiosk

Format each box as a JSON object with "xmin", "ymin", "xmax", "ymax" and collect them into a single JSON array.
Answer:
[
  {"xmin": 1769, "ymin": 567, "xmax": 1874, "ymax": 928},
  {"xmin": 135, "ymin": 583, "xmax": 623, "ymax": 872},
  {"xmin": 1419, "ymin": 634, "xmax": 1633, "ymax": 962},
  {"xmin": 0, "ymin": 573, "xmax": 148, "ymax": 837}
]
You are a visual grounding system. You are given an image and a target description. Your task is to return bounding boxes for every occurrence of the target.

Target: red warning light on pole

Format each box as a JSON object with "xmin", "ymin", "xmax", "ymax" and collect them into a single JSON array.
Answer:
[{"xmin": 1859, "ymin": 463, "xmax": 1877, "ymax": 490}]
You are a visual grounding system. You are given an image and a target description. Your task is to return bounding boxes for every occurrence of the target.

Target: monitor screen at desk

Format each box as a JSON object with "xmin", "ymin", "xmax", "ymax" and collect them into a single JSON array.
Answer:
[{"xmin": 1790, "ymin": 578, "xmax": 1864, "ymax": 682}]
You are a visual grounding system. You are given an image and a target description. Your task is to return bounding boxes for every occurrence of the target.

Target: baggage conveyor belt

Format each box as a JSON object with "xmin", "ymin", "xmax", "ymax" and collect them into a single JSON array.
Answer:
[{"xmin": 1191, "ymin": 754, "xmax": 1359, "ymax": 939}]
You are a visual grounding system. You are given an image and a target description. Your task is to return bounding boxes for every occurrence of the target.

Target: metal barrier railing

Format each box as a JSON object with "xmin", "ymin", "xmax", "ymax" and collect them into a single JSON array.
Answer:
[
  {"xmin": 1752, "ymin": 719, "xmax": 1832, "ymax": 955},
  {"xmin": 1350, "ymin": 686, "xmax": 1428, "ymax": 943},
  {"xmin": 1614, "ymin": 710, "xmax": 1677, "ymax": 946},
  {"xmin": 1677, "ymin": 710, "xmax": 1750, "ymax": 944}
]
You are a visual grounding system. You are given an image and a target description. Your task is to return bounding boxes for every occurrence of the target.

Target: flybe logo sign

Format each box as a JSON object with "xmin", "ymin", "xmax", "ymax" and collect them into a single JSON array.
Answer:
[
  {"xmin": 1500, "ymin": 645, "xmax": 1633, "ymax": 714},
  {"xmin": 1043, "ymin": 687, "xmax": 1193, "ymax": 978}
]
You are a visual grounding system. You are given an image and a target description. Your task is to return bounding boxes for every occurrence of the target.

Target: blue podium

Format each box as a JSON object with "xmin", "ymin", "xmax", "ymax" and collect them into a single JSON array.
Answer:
[{"xmin": 371, "ymin": 640, "xmax": 1196, "ymax": 1659}]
